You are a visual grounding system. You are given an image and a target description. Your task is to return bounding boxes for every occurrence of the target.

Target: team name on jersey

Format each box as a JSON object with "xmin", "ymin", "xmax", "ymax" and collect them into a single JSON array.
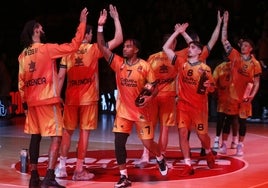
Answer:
[
  {"xmin": 120, "ymin": 78, "xmax": 137, "ymax": 87},
  {"xmin": 25, "ymin": 77, "xmax": 46, "ymax": 87},
  {"xmin": 69, "ymin": 78, "xmax": 92, "ymax": 86},
  {"xmin": 154, "ymin": 56, "xmax": 169, "ymax": 61},
  {"xmin": 24, "ymin": 48, "xmax": 38, "ymax": 56},
  {"xmin": 158, "ymin": 78, "xmax": 174, "ymax": 84},
  {"xmin": 182, "ymin": 76, "xmax": 198, "ymax": 86},
  {"xmin": 237, "ymin": 67, "xmax": 250, "ymax": 77},
  {"xmin": 77, "ymin": 48, "xmax": 87, "ymax": 54}
]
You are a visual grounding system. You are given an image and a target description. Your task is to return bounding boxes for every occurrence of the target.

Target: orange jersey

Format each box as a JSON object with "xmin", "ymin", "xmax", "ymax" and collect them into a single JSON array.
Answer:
[
  {"xmin": 228, "ymin": 49, "xmax": 262, "ymax": 101},
  {"xmin": 147, "ymin": 51, "xmax": 177, "ymax": 97},
  {"xmin": 18, "ymin": 23, "xmax": 86, "ymax": 106},
  {"xmin": 213, "ymin": 62, "xmax": 239, "ymax": 115},
  {"xmin": 213, "ymin": 61, "xmax": 232, "ymax": 112},
  {"xmin": 109, "ymin": 54, "xmax": 156, "ymax": 122},
  {"xmin": 60, "ymin": 43, "xmax": 102, "ymax": 105},
  {"xmin": 175, "ymin": 57, "xmax": 215, "ymax": 111}
]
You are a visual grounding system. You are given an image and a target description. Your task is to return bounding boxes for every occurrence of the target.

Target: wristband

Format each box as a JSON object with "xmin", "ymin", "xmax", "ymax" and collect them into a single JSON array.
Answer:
[{"xmin": 97, "ymin": 25, "xmax": 103, "ymax": 32}]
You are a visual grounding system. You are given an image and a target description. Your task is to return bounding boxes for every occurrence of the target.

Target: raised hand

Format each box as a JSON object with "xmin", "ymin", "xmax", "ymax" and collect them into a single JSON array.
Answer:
[
  {"xmin": 217, "ymin": 10, "xmax": 223, "ymax": 24},
  {"xmin": 98, "ymin": 9, "xmax": 107, "ymax": 26},
  {"xmin": 80, "ymin": 7, "xmax": 88, "ymax": 23},
  {"xmin": 223, "ymin": 11, "xmax": 229, "ymax": 24},
  {"xmin": 174, "ymin": 23, "xmax": 189, "ymax": 34},
  {"xmin": 109, "ymin": 4, "xmax": 119, "ymax": 20}
]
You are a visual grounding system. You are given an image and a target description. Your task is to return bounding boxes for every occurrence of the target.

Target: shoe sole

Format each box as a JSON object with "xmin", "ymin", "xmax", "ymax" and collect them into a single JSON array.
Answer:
[
  {"xmin": 218, "ymin": 149, "xmax": 227, "ymax": 154},
  {"xmin": 72, "ymin": 173, "xmax": 95, "ymax": 181},
  {"xmin": 159, "ymin": 166, "xmax": 168, "ymax": 176},
  {"xmin": 55, "ymin": 168, "xmax": 68, "ymax": 178},
  {"xmin": 55, "ymin": 174, "xmax": 68, "ymax": 178}
]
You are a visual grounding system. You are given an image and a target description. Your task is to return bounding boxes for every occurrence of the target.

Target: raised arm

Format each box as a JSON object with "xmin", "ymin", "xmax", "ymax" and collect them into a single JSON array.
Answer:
[
  {"xmin": 97, "ymin": 8, "xmax": 113, "ymax": 62},
  {"xmin": 221, "ymin": 11, "xmax": 232, "ymax": 53},
  {"xmin": 181, "ymin": 30, "xmax": 193, "ymax": 44},
  {"xmin": 163, "ymin": 23, "xmax": 189, "ymax": 61},
  {"xmin": 107, "ymin": 4, "xmax": 123, "ymax": 50},
  {"xmin": 207, "ymin": 10, "xmax": 223, "ymax": 50}
]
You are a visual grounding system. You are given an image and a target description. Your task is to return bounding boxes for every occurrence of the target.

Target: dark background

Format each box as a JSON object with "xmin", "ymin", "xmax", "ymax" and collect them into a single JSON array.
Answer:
[{"xmin": 0, "ymin": 0, "xmax": 267, "ymax": 91}]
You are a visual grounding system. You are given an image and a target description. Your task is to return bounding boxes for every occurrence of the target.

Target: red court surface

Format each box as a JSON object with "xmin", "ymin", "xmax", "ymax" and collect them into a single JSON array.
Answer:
[{"xmin": 1, "ymin": 114, "xmax": 268, "ymax": 188}]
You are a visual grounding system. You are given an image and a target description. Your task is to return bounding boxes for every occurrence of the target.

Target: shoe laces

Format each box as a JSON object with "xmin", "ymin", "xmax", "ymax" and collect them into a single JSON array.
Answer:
[
  {"xmin": 118, "ymin": 175, "xmax": 127, "ymax": 184},
  {"xmin": 157, "ymin": 158, "xmax": 166, "ymax": 170}
]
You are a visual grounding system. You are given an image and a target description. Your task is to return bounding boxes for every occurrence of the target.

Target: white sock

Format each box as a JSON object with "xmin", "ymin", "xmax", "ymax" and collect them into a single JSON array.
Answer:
[
  {"xmin": 184, "ymin": 158, "xmax": 191, "ymax": 166},
  {"xmin": 156, "ymin": 155, "xmax": 164, "ymax": 161},
  {"xmin": 142, "ymin": 147, "xmax": 149, "ymax": 157},
  {"xmin": 75, "ymin": 158, "xmax": 84, "ymax": 172},
  {"xmin": 59, "ymin": 156, "xmax": 67, "ymax": 168},
  {"xmin": 215, "ymin": 136, "xmax": 219, "ymax": 141},
  {"xmin": 232, "ymin": 136, "xmax": 238, "ymax": 143},
  {"xmin": 120, "ymin": 169, "xmax": 128, "ymax": 177}
]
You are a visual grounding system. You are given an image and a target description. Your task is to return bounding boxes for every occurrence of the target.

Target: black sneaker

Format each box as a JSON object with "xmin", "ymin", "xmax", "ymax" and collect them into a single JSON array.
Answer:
[
  {"xmin": 41, "ymin": 169, "xmax": 65, "ymax": 188},
  {"xmin": 29, "ymin": 170, "xmax": 41, "ymax": 188},
  {"xmin": 114, "ymin": 175, "xmax": 132, "ymax": 188},
  {"xmin": 157, "ymin": 157, "xmax": 168, "ymax": 176},
  {"xmin": 41, "ymin": 178, "xmax": 65, "ymax": 188}
]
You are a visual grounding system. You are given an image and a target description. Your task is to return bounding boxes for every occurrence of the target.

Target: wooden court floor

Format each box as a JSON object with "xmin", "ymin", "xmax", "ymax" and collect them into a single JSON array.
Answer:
[{"xmin": 0, "ymin": 114, "xmax": 268, "ymax": 188}]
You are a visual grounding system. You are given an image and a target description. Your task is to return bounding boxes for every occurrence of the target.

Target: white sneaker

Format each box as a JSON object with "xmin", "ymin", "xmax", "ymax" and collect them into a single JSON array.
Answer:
[
  {"xmin": 218, "ymin": 143, "xmax": 227, "ymax": 154},
  {"xmin": 213, "ymin": 141, "xmax": 220, "ymax": 149},
  {"xmin": 231, "ymin": 142, "xmax": 237, "ymax": 149},
  {"xmin": 134, "ymin": 155, "xmax": 149, "ymax": 168},
  {"xmin": 55, "ymin": 165, "xmax": 67, "ymax": 178},
  {"xmin": 236, "ymin": 143, "xmax": 244, "ymax": 156},
  {"xmin": 72, "ymin": 169, "xmax": 94, "ymax": 181}
]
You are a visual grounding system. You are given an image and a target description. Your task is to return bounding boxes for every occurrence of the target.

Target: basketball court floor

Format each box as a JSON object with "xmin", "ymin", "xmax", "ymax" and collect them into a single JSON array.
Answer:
[{"xmin": 0, "ymin": 113, "xmax": 268, "ymax": 188}]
